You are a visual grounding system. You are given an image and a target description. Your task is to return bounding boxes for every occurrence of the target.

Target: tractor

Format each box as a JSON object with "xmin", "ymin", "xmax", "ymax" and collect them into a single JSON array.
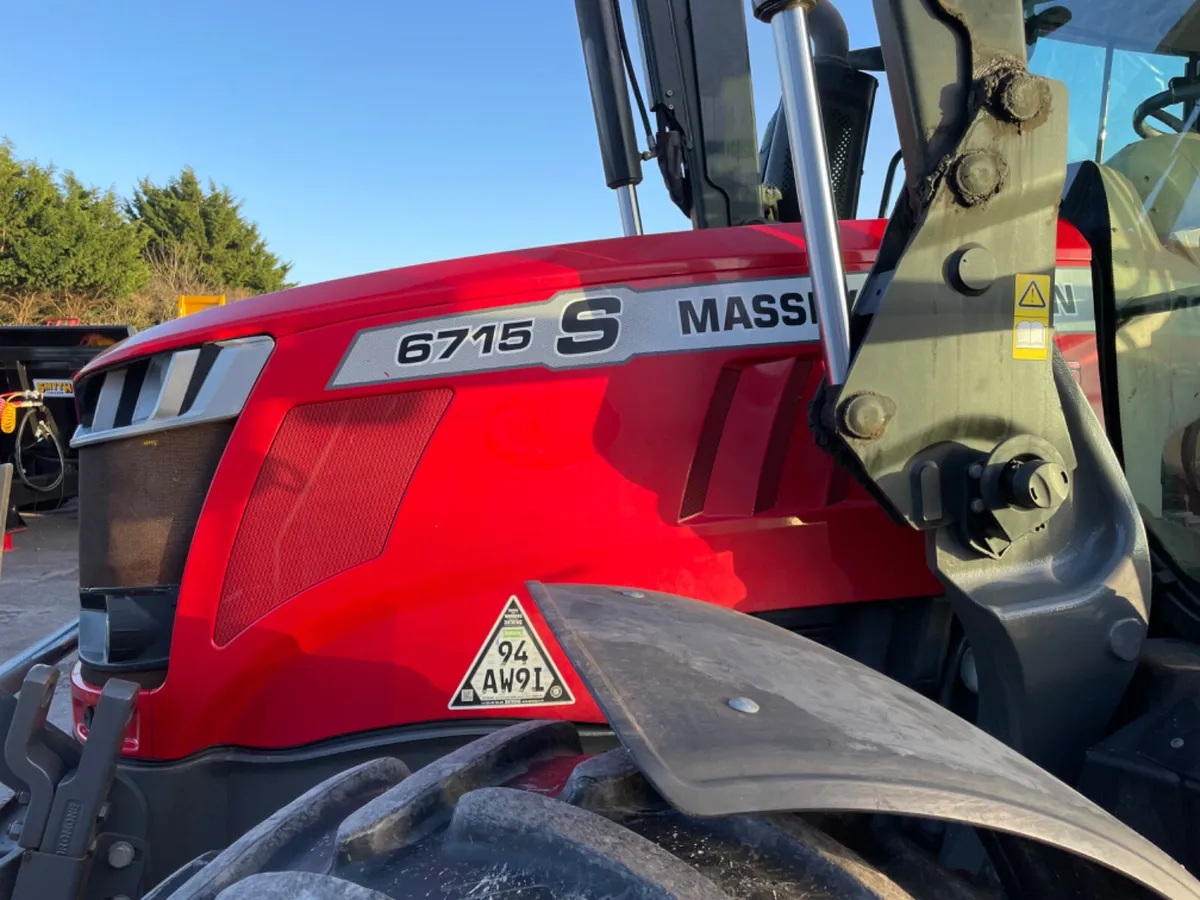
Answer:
[{"xmin": 4, "ymin": 0, "xmax": 1200, "ymax": 896}]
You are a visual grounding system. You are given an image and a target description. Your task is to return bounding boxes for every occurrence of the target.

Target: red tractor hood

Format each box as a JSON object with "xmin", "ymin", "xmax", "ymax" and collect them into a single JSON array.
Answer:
[{"xmin": 80, "ymin": 219, "xmax": 1090, "ymax": 377}]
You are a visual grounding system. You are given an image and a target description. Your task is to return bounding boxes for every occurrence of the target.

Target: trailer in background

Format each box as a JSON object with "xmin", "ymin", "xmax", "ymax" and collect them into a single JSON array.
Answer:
[{"xmin": 0, "ymin": 326, "xmax": 132, "ymax": 528}]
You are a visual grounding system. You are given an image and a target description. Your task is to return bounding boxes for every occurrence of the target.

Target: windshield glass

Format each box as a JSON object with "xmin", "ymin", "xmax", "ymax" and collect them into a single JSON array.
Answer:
[
  {"xmin": 1029, "ymin": 1, "xmax": 1200, "ymax": 587},
  {"xmin": 1027, "ymin": 0, "xmax": 1200, "ymax": 163}
]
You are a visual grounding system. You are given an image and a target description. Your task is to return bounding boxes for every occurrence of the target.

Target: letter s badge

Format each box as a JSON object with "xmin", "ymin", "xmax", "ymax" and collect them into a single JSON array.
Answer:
[{"xmin": 556, "ymin": 297, "xmax": 622, "ymax": 356}]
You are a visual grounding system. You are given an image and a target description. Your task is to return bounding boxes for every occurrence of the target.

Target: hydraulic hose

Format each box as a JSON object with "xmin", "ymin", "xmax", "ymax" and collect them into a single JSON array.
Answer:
[{"xmin": 14, "ymin": 406, "xmax": 65, "ymax": 494}]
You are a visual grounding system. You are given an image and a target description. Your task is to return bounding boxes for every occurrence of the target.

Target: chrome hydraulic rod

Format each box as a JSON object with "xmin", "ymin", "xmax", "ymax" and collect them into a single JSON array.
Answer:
[{"xmin": 757, "ymin": 0, "xmax": 853, "ymax": 384}]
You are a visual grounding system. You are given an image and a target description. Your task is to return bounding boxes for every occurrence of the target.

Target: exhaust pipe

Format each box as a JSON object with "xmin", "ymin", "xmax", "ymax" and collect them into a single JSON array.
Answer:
[
  {"xmin": 808, "ymin": 0, "xmax": 849, "ymax": 62},
  {"xmin": 575, "ymin": 0, "xmax": 645, "ymax": 236}
]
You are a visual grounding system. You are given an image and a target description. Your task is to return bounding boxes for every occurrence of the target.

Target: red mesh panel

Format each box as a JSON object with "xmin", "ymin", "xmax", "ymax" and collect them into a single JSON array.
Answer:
[{"xmin": 215, "ymin": 389, "xmax": 452, "ymax": 644}]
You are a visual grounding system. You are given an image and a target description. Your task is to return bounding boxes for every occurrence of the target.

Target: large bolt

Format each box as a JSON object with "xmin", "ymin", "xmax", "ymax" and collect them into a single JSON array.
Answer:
[
  {"xmin": 999, "ymin": 71, "xmax": 1050, "ymax": 123},
  {"xmin": 840, "ymin": 393, "xmax": 894, "ymax": 441},
  {"xmin": 951, "ymin": 246, "xmax": 996, "ymax": 294},
  {"xmin": 953, "ymin": 151, "xmax": 1007, "ymax": 205},
  {"xmin": 107, "ymin": 840, "xmax": 136, "ymax": 869},
  {"xmin": 960, "ymin": 648, "xmax": 979, "ymax": 694},
  {"xmin": 1008, "ymin": 460, "xmax": 1070, "ymax": 510},
  {"xmin": 727, "ymin": 697, "xmax": 760, "ymax": 714},
  {"xmin": 1108, "ymin": 618, "xmax": 1145, "ymax": 662}
]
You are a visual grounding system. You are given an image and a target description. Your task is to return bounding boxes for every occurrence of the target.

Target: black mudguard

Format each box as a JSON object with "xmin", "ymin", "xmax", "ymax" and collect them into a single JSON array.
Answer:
[{"xmin": 527, "ymin": 581, "xmax": 1200, "ymax": 900}]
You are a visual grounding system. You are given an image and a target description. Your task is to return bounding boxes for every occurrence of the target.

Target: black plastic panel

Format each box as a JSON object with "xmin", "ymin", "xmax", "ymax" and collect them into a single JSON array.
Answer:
[{"xmin": 527, "ymin": 582, "xmax": 1200, "ymax": 900}]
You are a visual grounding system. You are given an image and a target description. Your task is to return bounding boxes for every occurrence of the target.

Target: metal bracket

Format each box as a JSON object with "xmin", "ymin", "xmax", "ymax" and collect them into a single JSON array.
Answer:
[
  {"xmin": 816, "ymin": 0, "xmax": 1150, "ymax": 779},
  {"xmin": 0, "ymin": 665, "xmax": 141, "ymax": 900},
  {"xmin": 836, "ymin": 6, "xmax": 1072, "ymax": 540},
  {"xmin": 4, "ymin": 667, "xmax": 69, "ymax": 849}
]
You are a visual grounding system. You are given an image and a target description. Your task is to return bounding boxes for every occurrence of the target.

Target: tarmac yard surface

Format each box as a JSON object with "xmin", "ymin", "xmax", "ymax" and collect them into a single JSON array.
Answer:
[
  {"xmin": 1, "ymin": 505, "xmax": 79, "ymax": 661},
  {"xmin": 0, "ymin": 504, "xmax": 83, "ymax": 804}
]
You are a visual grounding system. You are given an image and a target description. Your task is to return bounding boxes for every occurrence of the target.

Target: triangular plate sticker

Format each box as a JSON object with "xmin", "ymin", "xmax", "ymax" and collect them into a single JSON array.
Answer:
[
  {"xmin": 1018, "ymin": 279, "xmax": 1048, "ymax": 309},
  {"xmin": 449, "ymin": 596, "xmax": 575, "ymax": 709}
]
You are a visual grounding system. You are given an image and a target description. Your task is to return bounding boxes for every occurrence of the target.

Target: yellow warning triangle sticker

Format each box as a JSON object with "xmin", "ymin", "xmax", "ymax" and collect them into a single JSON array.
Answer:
[
  {"xmin": 449, "ymin": 596, "xmax": 575, "ymax": 710},
  {"xmin": 1018, "ymin": 279, "xmax": 1048, "ymax": 309}
]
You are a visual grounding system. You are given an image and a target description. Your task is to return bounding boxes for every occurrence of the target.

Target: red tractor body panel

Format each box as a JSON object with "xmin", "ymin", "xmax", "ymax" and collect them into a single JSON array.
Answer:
[{"xmin": 71, "ymin": 221, "xmax": 1094, "ymax": 760}]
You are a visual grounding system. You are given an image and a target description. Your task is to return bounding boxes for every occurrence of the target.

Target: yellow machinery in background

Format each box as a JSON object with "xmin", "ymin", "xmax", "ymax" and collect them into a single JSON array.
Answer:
[{"xmin": 177, "ymin": 294, "xmax": 226, "ymax": 317}]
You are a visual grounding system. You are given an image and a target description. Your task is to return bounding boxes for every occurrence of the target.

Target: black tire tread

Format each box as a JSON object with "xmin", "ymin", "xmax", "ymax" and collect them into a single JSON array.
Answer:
[{"xmin": 150, "ymin": 721, "xmax": 995, "ymax": 900}]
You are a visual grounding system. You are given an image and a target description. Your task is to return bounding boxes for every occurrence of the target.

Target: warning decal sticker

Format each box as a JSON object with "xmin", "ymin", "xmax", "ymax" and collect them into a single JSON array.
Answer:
[
  {"xmin": 449, "ymin": 596, "xmax": 575, "ymax": 710},
  {"xmin": 1012, "ymin": 273, "xmax": 1053, "ymax": 361}
]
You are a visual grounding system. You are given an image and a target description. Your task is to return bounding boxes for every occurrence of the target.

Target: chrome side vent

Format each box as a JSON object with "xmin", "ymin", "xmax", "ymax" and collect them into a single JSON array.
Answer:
[{"xmin": 72, "ymin": 336, "xmax": 274, "ymax": 448}]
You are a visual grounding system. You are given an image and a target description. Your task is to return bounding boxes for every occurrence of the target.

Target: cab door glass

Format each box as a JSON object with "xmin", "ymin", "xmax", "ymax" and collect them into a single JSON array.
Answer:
[{"xmin": 1031, "ymin": 10, "xmax": 1200, "ymax": 583}]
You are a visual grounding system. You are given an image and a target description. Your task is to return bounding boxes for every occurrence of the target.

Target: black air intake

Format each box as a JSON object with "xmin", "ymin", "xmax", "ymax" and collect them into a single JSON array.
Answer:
[
  {"xmin": 78, "ymin": 421, "xmax": 233, "ymax": 590},
  {"xmin": 77, "ymin": 420, "xmax": 233, "ymax": 684}
]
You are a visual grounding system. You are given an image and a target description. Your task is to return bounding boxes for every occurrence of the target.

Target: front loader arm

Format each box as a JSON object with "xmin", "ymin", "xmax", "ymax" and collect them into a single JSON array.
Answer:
[{"xmin": 797, "ymin": 0, "xmax": 1150, "ymax": 781}]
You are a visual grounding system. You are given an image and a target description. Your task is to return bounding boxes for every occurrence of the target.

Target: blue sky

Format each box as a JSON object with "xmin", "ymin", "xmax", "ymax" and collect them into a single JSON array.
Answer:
[{"xmin": 1, "ymin": 1, "xmax": 898, "ymax": 287}]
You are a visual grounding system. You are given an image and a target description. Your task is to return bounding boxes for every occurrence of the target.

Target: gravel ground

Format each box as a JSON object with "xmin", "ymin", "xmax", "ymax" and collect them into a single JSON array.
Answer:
[{"xmin": 0, "ymin": 502, "xmax": 82, "ymax": 804}]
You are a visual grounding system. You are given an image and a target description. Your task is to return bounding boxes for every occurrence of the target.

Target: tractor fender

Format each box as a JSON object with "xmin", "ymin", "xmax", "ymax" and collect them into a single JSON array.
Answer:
[{"xmin": 527, "ymin": 581, "xmax": 1200, "ymax": 900}]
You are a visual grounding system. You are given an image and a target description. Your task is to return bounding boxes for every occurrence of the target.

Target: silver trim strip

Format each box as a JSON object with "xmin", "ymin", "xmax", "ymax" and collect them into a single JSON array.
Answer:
[
  {"xmin": 153, "ymin": 348, "xmax": 202, "ymax": 421},
  {"xmin": 91, "ymin": 367, "xmax": 126, "ymax": 433},
  {"xmin": 71, "ymin": 336, "xmax": 274, "ymax": 448}
]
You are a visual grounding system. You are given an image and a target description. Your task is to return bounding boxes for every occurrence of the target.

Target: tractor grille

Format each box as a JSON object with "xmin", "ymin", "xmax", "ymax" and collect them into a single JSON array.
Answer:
[
  {"xmin": 73, "ymin": 336, "xmax": 273, "ymax": 682},
  {"xmin": 74, "ymin": 335, "xmax": 274, "ymax": 589},
  {"xmin": 79, "ymin": 421, "xmax": 234, "ymax": 588}
]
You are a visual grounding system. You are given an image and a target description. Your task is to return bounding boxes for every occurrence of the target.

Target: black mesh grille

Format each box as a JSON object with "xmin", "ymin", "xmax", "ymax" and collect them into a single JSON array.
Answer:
[
  {"xmin": 814, "ymin": 61, "xmax": 877, "ymax": 220},
  {"xmin": 79, "ymin": 422, "xmax": 234, "ymax": 589},
  {"xmin": 825, "ymin": 107, "xmax": 855, "ymax": 217}
]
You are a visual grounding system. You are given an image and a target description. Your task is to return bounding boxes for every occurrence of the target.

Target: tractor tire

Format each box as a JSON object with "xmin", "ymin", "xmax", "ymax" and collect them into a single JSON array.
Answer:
[{"xmin": 145, "ymin": 720, "xmax": 997, "ymax": 900}]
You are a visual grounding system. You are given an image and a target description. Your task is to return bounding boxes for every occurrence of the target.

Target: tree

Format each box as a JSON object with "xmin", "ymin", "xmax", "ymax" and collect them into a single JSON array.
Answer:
[
  {"xmin": 0, "ymin": 141, "xmax": 149, "ymax": 299},
  {"xmin": 127, "ymin": 168, "xmax": 293, "ymax": 295}
]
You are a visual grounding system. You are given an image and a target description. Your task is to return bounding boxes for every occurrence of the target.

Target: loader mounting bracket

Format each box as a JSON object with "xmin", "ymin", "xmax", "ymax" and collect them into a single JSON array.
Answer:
[
  {"xmin": 0, "ymin": 666, "xmax": 144, "ymax": 900},
  {"xmin": 816, "ymin": 0, "xmax": 1152, "ymax": 779}
]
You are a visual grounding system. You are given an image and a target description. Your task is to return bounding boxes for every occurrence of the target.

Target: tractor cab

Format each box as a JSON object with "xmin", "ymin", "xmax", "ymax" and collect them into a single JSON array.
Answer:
[
  {"xmin": 1027, "ymin": 1, "xmax": 1200, "ymax": 632},
  {"xmin": 13, "ymin": 1, "xmax": 1200, "ymax": 897}
]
